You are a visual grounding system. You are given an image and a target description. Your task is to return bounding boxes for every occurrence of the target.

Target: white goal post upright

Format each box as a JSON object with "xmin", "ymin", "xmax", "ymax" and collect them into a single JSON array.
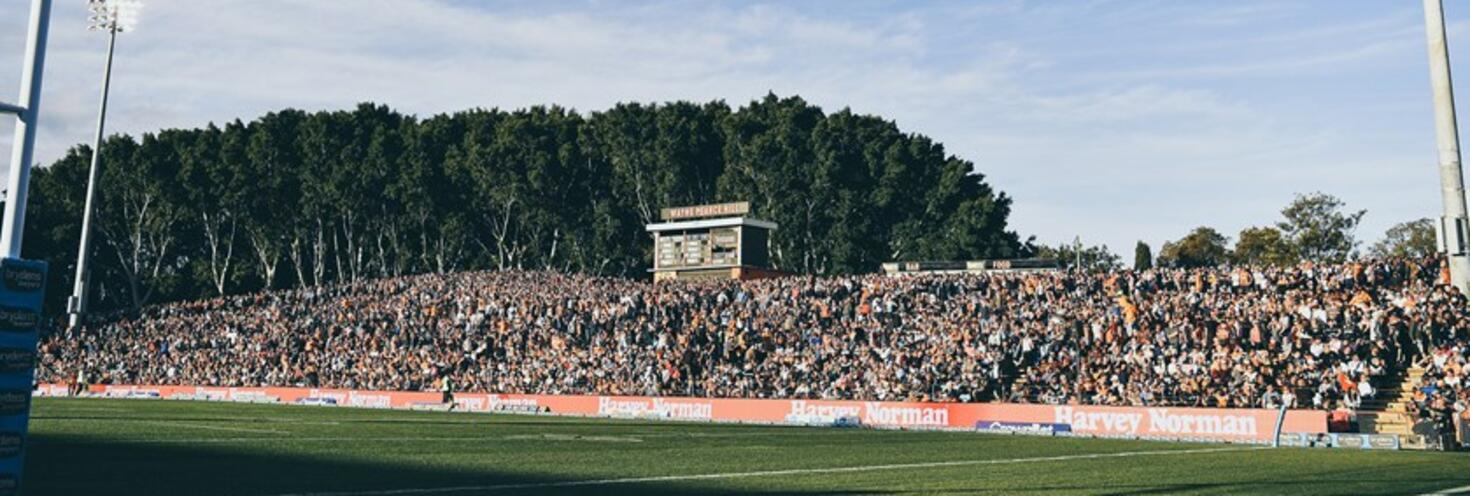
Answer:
[
  {"xmin": 0, "ymin": 2, "xmax": 51, "ymax": 495},
  {"xmin": 1272, "ymin": 402, "xmax": 1288, "ymax": 448},
  {"xmin": 2, "ymin": 0, "xmax": 51, "ymax": 258}
]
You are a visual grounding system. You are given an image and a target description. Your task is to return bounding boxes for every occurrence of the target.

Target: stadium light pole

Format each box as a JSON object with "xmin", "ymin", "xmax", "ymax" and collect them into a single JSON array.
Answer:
[
  {"xmin": 0, "ymin": 0, "xmax": 52, "ymax": 259},
  {"xmin": 68, "ymin": 0, "xmax": 142, "ymax": 329},
  {"xmin": 1424, "ymin": 0, "xmax": 1470, "ymax": 295}
]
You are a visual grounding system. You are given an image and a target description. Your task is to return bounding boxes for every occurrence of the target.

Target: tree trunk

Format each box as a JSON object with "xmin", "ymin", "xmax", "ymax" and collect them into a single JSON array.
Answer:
[
  {"xmin": 202, "ymin": 210, "xmax": 238, "ymax": 295},
  {"xmin": 248, "ymin": 227, "xmax": 279, "ymax": 290}
]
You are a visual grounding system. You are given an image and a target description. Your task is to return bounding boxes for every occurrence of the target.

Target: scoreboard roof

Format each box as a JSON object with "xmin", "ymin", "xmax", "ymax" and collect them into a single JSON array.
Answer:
[{"xmin": 645, "ymin": 217, "xmax": 778, "ymax": 232}]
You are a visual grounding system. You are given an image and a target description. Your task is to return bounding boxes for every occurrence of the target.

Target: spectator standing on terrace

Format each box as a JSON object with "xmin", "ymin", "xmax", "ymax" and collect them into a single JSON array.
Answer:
[
  {"xmin": 71, "ymin": 368, "xmax": 88, "ymax": 397},
  {"xmin": 441, "ymin": 375, "xmax": 456, "ymax": 410},
  {"xmin": 32, "ymin": 257, "xmax": 1467, "ymax": 414},
  {"xmin": 1262, "ymin": 387, "xmax": 1283, "ymax": 409}
]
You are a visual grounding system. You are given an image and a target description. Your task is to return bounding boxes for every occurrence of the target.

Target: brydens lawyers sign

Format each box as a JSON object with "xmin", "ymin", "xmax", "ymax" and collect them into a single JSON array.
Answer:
[{"xmin": 0, "ymin": 259, "xmax": 45, "ymax": 496}]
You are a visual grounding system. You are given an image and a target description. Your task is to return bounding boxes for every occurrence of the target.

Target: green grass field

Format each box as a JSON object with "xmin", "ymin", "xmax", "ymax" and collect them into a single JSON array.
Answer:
[{"xmin": 19, "ymin": 397, "xmax": 1470, "ymax": 495}]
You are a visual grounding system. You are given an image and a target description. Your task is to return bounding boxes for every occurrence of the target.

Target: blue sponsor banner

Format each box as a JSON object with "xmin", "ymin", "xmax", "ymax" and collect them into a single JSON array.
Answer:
[
  {"xmin": 1327, "ymin": 433, "xmax": 1401, "ymax": 450},
  {"xmin": 974, "ymin": 420, "xmax": 1073, "ymax": 434},
  {"xmin": 0, "ymin": 258, "xmax": 45, "ymax": 496}
]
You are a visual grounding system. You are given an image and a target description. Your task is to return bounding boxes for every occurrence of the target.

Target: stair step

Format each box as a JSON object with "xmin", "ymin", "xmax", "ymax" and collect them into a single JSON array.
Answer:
[
  {"xmin": 1360, "ymin": 411, "xmax": 1411, "ymax": 421},
  {"xmin": 1360, "ymin": 418, "xmax": 1416, "ymax": 433},
  {"xmin": 1363, "ymin": 420, "xmax": 1412, "ymax": 428},
  {"xmin": 1352, "ymin": 366, "xmax": 1432, "ymax": 429}
]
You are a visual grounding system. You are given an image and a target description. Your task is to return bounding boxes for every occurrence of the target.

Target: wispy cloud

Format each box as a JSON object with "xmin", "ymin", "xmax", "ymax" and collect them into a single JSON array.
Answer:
[{"xmin": 0, "ymin": 0, "xmax": 1460, "ymax": 257}]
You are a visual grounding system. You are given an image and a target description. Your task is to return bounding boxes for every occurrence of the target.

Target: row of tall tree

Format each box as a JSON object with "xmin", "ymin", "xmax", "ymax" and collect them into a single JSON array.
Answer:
[
  {"xmin": 1141, "ymin": 192, "xmax": 1435, "ymax": 269},
  {"xmin": 20, "ymin": 95, "xmax": 1024, "ymax": 317},
  {"xmin": 1035, "ymin": 193, "xmax": 1435, "ymax": 273}
]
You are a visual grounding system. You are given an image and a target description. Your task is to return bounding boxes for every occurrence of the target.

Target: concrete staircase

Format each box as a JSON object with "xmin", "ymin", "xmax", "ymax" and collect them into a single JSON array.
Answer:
[{"xmin": 1358, "ymin": 366, "xmax": 1426, "ymax": 448}]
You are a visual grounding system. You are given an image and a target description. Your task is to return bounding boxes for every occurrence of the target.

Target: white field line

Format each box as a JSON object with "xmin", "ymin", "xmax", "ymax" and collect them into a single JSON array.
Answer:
[
  {"xmin": 1424, "ymin": 484, "xmax": 1470, "ymax": 495},
  {"xmin": 35, "ymin": 431, "xmax": 812, "ymax": 445},
  {"xmin": 35, "ymin": 435, "xmax": 622, "ymax": 445},
  {"xmin": 34, "ymin": 416, "xmax": 340, "ymax": 426},
  {"xmin": 270, "ymin": 446, "xmax": 1263, "ymax": 496},
  {"xmin": 136, "ymin": 420, "xmax": 291, "ymax": 435},
  {"xmin": 52, "ymin": 407, "xmax": 130, "ymax": 412}
]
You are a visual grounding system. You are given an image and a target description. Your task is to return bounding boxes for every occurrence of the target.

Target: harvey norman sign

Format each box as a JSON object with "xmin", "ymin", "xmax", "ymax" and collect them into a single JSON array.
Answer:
[
  {"xmin": 660, "ymin": 202, "xmax": 750, "ymax": 221},
  {"xmin": 1052, "ymin": 406, "xmax": 1260, "ymax": 438}
]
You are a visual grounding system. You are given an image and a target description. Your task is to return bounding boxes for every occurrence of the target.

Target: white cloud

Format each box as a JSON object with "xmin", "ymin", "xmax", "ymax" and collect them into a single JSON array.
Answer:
[{"xmin": 0, "ymin": 0, "xmax": 1461, "ymax": 259}]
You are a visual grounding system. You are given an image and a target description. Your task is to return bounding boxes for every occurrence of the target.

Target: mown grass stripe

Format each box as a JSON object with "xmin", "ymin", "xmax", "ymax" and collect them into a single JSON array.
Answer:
[{"xmin": 272, "ymin": 446, "xmax": 1262, "ymax": 496}]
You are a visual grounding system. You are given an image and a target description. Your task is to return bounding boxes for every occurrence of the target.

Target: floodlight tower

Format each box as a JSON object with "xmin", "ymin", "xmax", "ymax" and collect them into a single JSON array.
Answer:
[
  {"xmin": 1424, "ymin": 0, "xmax": 1470, "ymax": 296},
  {"xmin": 68, "ymin": 0, "xmax": 143, "ymax": 329}
]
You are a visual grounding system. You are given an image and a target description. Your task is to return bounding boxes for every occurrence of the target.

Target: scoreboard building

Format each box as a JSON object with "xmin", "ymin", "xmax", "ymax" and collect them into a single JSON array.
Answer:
[{"xmin": 646, "ymin": 201, "xmax": 781, "ymax": 282}]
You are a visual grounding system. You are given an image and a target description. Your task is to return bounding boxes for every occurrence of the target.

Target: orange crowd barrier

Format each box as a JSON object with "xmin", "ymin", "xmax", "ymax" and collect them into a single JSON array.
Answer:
[{"xmin": 35, "ymin": 384, "xmax": 1326, "ymax": 444}]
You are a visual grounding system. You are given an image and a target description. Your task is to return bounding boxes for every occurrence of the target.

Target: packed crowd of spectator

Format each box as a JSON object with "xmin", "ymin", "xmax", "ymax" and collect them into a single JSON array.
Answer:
[
  {"xmin": 36, "ymin": 257, "xmax": 1468, "ymax": 412},
  {"xmin": 1410, "ymin": 344, "xmax": 1470, "ymax": 435}
]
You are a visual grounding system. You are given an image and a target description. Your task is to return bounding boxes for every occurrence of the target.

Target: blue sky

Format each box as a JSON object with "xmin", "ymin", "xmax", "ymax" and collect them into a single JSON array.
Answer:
[{"xmin": 0, "ymin": 0, "xmax": 1466, "ymax": 257}]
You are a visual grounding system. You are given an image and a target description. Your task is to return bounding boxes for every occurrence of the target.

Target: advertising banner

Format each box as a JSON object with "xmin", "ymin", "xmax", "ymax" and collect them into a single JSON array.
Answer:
[
  {"xmin": 0, "ymin": 259, "xmax": 44, "ymax": 496},
  {"xmin": 44, "ymin": 383, "xmax": 1329, "ymax": 444},
  {"xmin": 950, "ymin": 403, "xmax": 1324, "ymax": 443}
]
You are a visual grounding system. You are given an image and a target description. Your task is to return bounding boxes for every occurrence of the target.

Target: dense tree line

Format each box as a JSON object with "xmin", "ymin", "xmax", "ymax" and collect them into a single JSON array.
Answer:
[
  {"xmin": 20, "ymin": 95, "xmax": 1023, "ymax": 317},
  {"xmin": 1052, "ymin": 193, "xmax": 1433, "ymax": 272},
  {"xmin": 1154, "ymin": 192, "xmax": 1433, "ymax": 269}
]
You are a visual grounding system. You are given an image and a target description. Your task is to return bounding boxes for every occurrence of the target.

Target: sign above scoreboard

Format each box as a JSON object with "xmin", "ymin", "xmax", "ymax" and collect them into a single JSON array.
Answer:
[{"xmin": 660, "ymin": 201, "xmax": 750, "ymax": 221}]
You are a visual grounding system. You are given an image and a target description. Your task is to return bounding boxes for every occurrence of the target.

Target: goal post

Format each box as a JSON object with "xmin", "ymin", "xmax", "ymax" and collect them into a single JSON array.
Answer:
[
  {"xmin": 0, "ymin": 3, "xmax": 52, "ymax": 496},
  {"xmin": 1272, "ymin": 402, "xmax": 1289, "ymax": 448}
]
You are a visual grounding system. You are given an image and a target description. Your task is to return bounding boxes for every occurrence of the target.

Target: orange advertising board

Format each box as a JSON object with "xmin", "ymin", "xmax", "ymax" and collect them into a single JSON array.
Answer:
[{"xmin": 39, "ymin": 384, "xmax": 1326, "ymax": 444}]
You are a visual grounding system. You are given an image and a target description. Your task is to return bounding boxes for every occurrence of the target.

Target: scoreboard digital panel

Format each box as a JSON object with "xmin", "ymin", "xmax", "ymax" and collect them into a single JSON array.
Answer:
[{"xmin": 656, "ymin": 227, "xmax": 741, "ymax": 269}]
